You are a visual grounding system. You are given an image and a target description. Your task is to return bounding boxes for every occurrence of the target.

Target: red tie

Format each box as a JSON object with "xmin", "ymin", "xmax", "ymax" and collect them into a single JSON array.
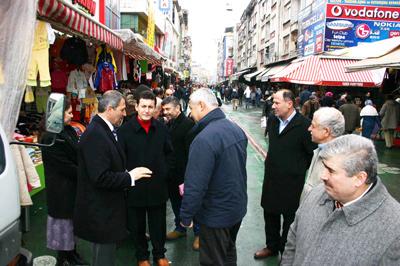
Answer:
[{"xmin": 334, "ymin": 201, "xmax": 343, "ymax": 209}]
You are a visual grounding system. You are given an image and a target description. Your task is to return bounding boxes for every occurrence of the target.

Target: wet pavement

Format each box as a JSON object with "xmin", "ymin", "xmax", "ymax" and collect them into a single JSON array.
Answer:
[{"xmin": 23, "ymin": 102, "xmax": 399, "ymax": 266}]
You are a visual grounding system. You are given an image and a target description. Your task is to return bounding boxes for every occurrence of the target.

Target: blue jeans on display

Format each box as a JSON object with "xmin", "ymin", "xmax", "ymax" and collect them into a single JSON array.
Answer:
[{"xmin": 170, "ymin": 191, "xmax": 199, "ymax": 235}]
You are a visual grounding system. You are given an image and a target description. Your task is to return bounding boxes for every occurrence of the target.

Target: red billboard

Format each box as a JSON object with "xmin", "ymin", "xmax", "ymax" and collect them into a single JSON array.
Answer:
[{"xmin": 225, "ymin": 58, "xmax": 234, "ymax": 77}]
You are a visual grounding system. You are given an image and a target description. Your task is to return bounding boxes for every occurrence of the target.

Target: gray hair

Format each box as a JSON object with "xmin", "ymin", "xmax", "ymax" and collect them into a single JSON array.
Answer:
[
  {"xmin": 190, "ymin": 88, "xmax": 218, "ymax": 107},
  {"xmin": 98, "ymin": 90, "xmax": 124, "ymax": 113},
  {"xmin": 313, "ymin": 107, "xmax": 345, "ymax": 138},
  {"xmin": 319, "ymin": 135, "xmax": 378, "ymax": 184}
]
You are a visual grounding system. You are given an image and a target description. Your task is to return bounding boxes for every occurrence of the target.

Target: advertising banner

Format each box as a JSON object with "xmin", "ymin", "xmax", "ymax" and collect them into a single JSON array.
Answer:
[
  {"xmin": 225, "ymin": 58, "xmax": 234, "ymax": 77},
  {"xmin": 297, "ymin": 1, "xmax": 327, "ymax": 57},
  {"xmin": 324, "ymin": 0, "xmax": 400, "ymax": 51},
  {"xmin": 147, "ymin": 0, "xmax": 155, "ymax": 47}
]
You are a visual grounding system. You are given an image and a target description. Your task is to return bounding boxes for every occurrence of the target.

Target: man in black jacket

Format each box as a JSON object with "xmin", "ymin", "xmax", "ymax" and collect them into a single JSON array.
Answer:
[
  {"xmin": 74, "ymin": 91, "xmax": 152, "ymax": 266},
  {"xmin": 118, "ymin": 90, "xmax": 172, "ymax": 266},
  {"xmin": 254, "ymin": 89, "xmax": 316, "ymax": 260},
  {"xmin": 161, "ymin": 96, "xmax": 199, "ymax": 249}
]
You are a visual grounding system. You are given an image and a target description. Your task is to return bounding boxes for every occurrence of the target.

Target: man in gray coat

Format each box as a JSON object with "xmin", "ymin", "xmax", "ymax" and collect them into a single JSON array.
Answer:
[
  {"xmin": 281, "ymin": 135, "xmax": 400, "ymax": 265},
  {"xmin": 300, "ymin": 107, "xmax": 345, "ymax": 201},
  {"xmin": 339, "ymin": 95, "xmax": 360, "ymax": 134}
]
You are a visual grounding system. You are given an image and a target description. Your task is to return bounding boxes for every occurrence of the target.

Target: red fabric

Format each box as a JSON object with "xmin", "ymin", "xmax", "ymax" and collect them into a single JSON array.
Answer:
[
  {"xmin": 71, "ymin": 98, "xmax": 81, "ymax": 121},
  {"xmin": 99, "ymin": 67, "xmax": 115, "ymax": 93},
  {"xmin": 137, "ymin": 116, "xmax": 151, "ymax": 134},
  {"xmin": 50, "ymin": 69, "xmax": 68, "ymax": 93}
]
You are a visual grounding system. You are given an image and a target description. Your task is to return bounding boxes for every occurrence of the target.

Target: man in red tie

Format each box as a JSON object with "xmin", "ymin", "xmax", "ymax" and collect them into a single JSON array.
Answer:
[{"xmin": 281, "ymin": 135, "xmax": 400, "ymax": 265}]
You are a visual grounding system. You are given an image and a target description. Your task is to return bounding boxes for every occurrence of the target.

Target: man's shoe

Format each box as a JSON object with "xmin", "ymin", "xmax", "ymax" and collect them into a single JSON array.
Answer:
[
  {"xmin": 192, "ymin": 236, "xmax": 200, "ymax": 251},
  {"xmin": 137, "ymin": 260, "xmax": 151, "ymax": 266},
  {"xmin": 254, "ymin": 247, "xmax": 278, "ymax": 259},
  {"xmin": 156, "ymin": 258, "xmax": 170, "ymax": 266},
  {"xmin": 166, "ymin": 230, "xmax": 186, "ymax": 240}
]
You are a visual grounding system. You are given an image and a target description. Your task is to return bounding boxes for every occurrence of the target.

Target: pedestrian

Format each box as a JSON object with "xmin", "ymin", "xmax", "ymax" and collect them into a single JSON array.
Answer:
[
  {"xmin": 301, "ymin": 95, "xmax": 320, "ymax": 119},
  {"xmin": 231, "ymin": 86, "xmax": 240, "ymax": 110},
  {"xmin": 254, "ymin": 89, "xmax": 316, "ymax": 259},
  {"xmin": 281, "ymin": 135, "xmax": 400, "ymax": 265},
  {"xmin": 161, "ymin": 96, "xmax": 200, "ymax": 250},
  {"xmin": 180, "ymin": 88, "xmax": 248, "ymax": 266},
  {"xmin": 360, "ymin": 100, "xmax": 380, "ymax": 139},
  {"xmin": 40, "ymin": 98, "xmax": 87, "ymax": 265},
  {"xmin": 339, "ymin": 95, "xmax": 360, "ymax": 134},
  {"xmin": 118, "ymin": 90, "xmax": 172, "ymax": 266},
  {"xmin": 299, "ymin": 87, "xmax": 311, "ymax": 106},
  {"xmin": 380, "ymin": 95, "xmax": 400, "ymax": 148},
  {"xmin": 300, "ymin": 107, "xmax": 345, "ymax": 201},
  {"xmin": 244, "ymin": 86, "xmax": 251, "ymax": 109},
  {"xmin": 73, "ymin": 90, "xmax": 152, "ymax": 266},
  {"xmin": 320, "ymin": 91, "xmax": 335, "ymax": 107}
]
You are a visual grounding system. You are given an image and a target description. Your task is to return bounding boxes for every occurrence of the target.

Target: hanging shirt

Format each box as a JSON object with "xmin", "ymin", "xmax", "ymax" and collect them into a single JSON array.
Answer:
[{"xmin": 67, "ymin": 69, "xmax": 88, "ymax": 94}]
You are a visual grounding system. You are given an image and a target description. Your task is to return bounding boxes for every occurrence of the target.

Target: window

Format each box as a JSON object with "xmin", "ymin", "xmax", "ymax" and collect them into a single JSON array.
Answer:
[
  {"xmin": 283, "ymin": 35, "xmax": 290, "ymax": 55},
  {"xmin": 121, "ymin": 14, "xmax": 136, "ymax": 31}
]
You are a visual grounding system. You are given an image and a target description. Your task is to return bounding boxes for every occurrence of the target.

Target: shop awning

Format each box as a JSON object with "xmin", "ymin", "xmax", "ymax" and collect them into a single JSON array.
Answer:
[
  {"xmin": 114, "ymin": 29, "xmax": 163, "ymax": 65},
  {"xmin": 346, "ymin": 48, "xmax": 400, "ymax": 72},
  {"xmin": 270, "ymin": 55, "xmax": 385, "ymax": 87},
  {"xmin": 244, "ymin": 68, "xmax": 266, "ymax": 81},
  {"xmin": 37, "ymin": 0, "xmax": 123, "ymax": 50},
  {"xmin": 260, "ymin": 64, "xmax": 289, "ymax": 82},
  {"xmin": 231, "ymin": 68, "xmax": 252, "ymax": 81}
]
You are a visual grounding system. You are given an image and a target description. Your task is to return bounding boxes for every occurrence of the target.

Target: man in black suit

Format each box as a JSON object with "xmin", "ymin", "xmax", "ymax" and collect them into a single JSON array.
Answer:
[
  {"xmin": 254, "ymin": 89, "xmax": 316, "ymax": 259},
  {"xmin": 74, "ymin": 90, "xmax": 152, "ymax": 266},
  {"xmin": 118, "ymin": 90, "xmax": 172, "ymax": 266},
  {"xmin": 161, "ymin": 97, "xmax": 200, "ymax": 249}
]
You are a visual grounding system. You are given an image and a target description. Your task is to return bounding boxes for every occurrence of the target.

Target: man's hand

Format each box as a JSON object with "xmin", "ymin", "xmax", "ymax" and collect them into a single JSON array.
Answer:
[
  {"xmin": 180, "ymin": 221, "xmax": 193, "ymax": 228},
  {"xmin": 129, "ymin": 167, "xmax": 152, "ymax": 180}
]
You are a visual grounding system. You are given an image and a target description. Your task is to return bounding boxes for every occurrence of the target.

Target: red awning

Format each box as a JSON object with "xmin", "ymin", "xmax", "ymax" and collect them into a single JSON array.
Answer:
[
  {"xmin": 37, "ymin": 0, "xmax": 123, "ymax": 50},
  {"xmin": 270, "ymin": 55, "xmax": 384, "ymax": 87}
]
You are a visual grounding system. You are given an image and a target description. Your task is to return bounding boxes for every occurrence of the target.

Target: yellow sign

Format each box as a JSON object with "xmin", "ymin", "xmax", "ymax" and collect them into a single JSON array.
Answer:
[{"xmin": 146, "ymin": 0, "xmax": 155, "ymax": 47}]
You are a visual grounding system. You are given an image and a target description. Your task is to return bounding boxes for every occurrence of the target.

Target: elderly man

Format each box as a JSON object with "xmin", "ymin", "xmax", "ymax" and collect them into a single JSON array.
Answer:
[
  {"xmin": 300, "ymin": 107, "xmax": 345, "ymax": 200},
  {"xmin": 180, "ymin": 88, "xmax": 248, "ymax": 266},
  {"xmin": 281, "ymin": 135, "xmax": 400, "ymax": 265},
  {"xmin": 254, "ymin": 89, "xmax": 316, "ymax": 259}
]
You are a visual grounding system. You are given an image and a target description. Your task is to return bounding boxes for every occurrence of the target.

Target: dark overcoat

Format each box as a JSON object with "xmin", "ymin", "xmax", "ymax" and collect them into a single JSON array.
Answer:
[
  {"xmin": 41, "ymin": 125, "xmax": 79, "ymax": 219},
  {"xmin": 261, "ymin": 112, "xmax": 316, "ymax": 213},
  {"xmin": 73, "ymin": 115, "xmax": 132, "ymax": 243},
  {"xmin": 166, "ymin": 112, "xmax": 195, "ymax": 185},
  {"xmin": 117, "ymin": 116, "xmax": 172, "ymax": 207}
]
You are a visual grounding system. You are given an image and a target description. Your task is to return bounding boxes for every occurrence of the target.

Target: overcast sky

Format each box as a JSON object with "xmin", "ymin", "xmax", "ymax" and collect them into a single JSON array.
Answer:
[{"xmin": 180, "ymin": 0, "xmax": 249, "ymax": 76}]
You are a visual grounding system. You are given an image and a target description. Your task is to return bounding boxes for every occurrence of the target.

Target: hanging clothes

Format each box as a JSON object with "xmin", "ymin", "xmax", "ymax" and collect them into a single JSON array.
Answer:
[
  {"xmin": 27, "ymin": 21, "xmax": 53, "ymax": 87},
  {"xmin": 94, "ymin": 62, "xmax": 116, "ymax": 93},
  {"xmin": 50, "ymin": 69, "xmax": 68, "ymax": 94},
  {"xmin": 67, "ymin": 69, "xmax": 88, "ymax": 97},
  {"xmin": 95, "ymin": 45, "xmax": 117, "ymax": 72},
  {"xmin": 60, "ymin": 37, "xmax": 88, "ymax": 66}
]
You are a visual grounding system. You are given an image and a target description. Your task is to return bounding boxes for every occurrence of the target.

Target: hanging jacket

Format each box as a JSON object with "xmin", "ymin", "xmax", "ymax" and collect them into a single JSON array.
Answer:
[
  {"xmin": 95, "ymin": 46, "xmax": 117, "ymax": 72},
  {"xmin": 60, "ymin": 37, "xmax": 88, "ymax": 65},
  {"xmin": 94, "ymin": 62, "xmax": 116, "ymax": 93}
]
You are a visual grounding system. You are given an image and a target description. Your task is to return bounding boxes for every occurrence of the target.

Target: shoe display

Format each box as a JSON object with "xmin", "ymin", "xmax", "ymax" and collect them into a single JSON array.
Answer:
[
  {"xmin": 192, "ymin": 236, "xmax": 200, "ymax": 251},
  {"xmin": 166, "ymin": 230, "xmax": 186, "ymax": 240},
  {"xmin": 253, "ymin": 247, "xmax": 278, "ymax": 259},
  {"xmin": 137, "ymin": 259, "xmax": 151, "ymax": 266},
  {"xmin": 156, "ymin": 257, "xmax": 170, "ymax": 266}
]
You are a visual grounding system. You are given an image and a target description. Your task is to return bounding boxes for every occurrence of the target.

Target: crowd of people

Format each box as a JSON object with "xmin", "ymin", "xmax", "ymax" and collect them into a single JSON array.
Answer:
[{"xmin": 39, "ymin": 82, "xmax": 400, "ymax": 266}]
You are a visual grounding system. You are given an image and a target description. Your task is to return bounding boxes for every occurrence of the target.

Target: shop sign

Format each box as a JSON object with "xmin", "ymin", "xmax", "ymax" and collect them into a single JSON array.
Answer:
[
  {"xmin": 225, "ymin": 58, "xmax": 234, "ymax": 77},
  {"xmin": 324, "ymin": 2, "xmax": 400, "ymax": 51},
  {"xmin": 146, "ymin": 0, "xmax": 155, "ymax": 47},
  {"xmin": 72, "ymin": 0, "xmax": 96, "ymax": 16},
  {"xmin": 297, "ymin": 1, "xmax": 326, "ymax": 57},
  {"xmin": 159, "ymin": 0, "xmax": 172, "ymax": 14}
]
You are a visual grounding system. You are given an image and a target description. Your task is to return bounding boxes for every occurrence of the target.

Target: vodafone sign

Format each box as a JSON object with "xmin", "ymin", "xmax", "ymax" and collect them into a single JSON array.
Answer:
[{"xmin": 327, "ymin": 4, "xmax": 400, "ymax": 22}]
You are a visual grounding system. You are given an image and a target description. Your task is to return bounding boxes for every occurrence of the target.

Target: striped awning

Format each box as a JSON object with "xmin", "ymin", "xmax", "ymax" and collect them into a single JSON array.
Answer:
[
  {"xmin": 37, "ymin": 0, "xmax": 123, "ymax": 50},
  {"xmin": 260, "ymin": 64, "xmax": 289, "ymax": 82},
  {"xmin": 270, "ymin": 55, "xmax": 385, "ymax": 87}
]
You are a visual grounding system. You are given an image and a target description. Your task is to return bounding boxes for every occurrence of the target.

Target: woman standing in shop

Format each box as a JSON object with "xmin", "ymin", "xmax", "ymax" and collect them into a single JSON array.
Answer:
[{"xmin": 41, "ymin": 99, "xmax": 87, "ymax": 265}]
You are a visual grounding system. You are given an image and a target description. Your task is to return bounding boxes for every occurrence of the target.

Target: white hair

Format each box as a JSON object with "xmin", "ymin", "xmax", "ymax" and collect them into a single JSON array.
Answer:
[
  {"xmin": 190, "ymin": 88, "xmax": 218, "ymax": 107},
  {"xmin": 313, "ymin": 107, "xmax": 345, "ymax": 138}
]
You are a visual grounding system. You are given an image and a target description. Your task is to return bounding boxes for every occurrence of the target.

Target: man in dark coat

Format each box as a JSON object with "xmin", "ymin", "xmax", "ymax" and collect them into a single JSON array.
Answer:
[
  {"xmin": 118, "ymin": 90, "xmax": 172, "ymax": 266},
  {"xmin": 180, "ymin": 88, "xmax": 248, "ymax": 266},
  {"xmin": 339, "ymin": 95, "xmax": 360, "ymax": 134},
  {"xmin": 161, "ymin": 96, "xmax": 199, "ymax": 249},
  {"xmin": 254, "ymin": 89, "xmax": 316, "ymax": 259},
  {"xmin": 74, "ymin": 91, "xmax": 152, "ymax": 266}
]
